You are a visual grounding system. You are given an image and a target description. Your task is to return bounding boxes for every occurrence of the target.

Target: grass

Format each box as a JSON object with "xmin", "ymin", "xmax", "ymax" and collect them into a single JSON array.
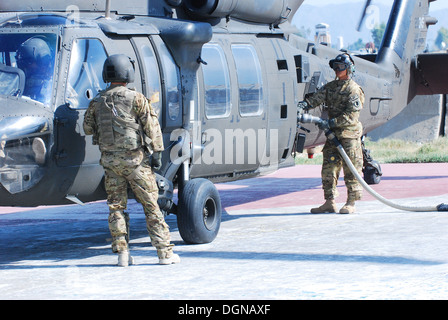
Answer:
[{"xmin": 294, "ymin": 136, "xmax": 448, "ymax": 165}]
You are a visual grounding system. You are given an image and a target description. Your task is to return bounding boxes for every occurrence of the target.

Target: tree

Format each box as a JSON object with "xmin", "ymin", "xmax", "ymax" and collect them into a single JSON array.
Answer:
[
  {"xmin": 435, "ymin": 27, "xmax": 448, "ymax": 51},
  {"xmin": 295, "ymin": 25, "xmax": 311, "ymax": 39},
  {"xmin": 347, "ymin": 38, "xmax": 365, "ymax": 51},
  {"xmin": 371, "ymin": 22, "xmax": 386, "ymax": 49}
]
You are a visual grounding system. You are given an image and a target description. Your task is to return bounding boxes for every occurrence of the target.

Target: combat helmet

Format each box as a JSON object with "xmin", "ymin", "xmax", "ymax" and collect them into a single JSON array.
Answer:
[
  {"xmin": 102, "ymin": 54, "xmax": 135, "ymax": 83},
  {"xmin": 16, "ymin": 36, "xmax": 52, "ymax": 73},
  {"xmin": 329, "ymin": 53, "xmax": 355, "ymax": 74}
]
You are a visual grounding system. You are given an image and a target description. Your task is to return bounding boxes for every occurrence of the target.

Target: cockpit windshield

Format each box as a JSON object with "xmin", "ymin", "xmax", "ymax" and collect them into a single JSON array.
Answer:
[{"xmin": 0, "ymin": 33, "xmax": 57, "ymax": 105}]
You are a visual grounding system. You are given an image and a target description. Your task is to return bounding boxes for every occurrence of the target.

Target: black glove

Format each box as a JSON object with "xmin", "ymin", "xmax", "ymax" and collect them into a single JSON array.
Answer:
[
  {"xmin": 151, "ymin": 152, "xmax": 162, "ymax": 170},
  {"xmin": 317, "ymin": 119, "xmax": 336, "ymax": 131},
  {"xmin": 317, "ymin": 119, "xmax": 330, "ymax": 131}
]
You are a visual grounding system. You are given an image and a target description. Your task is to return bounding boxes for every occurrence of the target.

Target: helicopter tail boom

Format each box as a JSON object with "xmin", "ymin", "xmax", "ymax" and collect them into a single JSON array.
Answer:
[
  {"xmin": 376, "ymin": 0, "xmax": 429, "ymax": 66},
  {"xmin": 374, "ymin": 0, "xmax": 443, "ymax": 105}
]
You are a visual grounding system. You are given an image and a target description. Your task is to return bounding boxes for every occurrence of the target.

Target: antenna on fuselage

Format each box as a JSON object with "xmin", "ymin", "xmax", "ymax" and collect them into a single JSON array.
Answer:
[{"xmin": 105, "ymin": 0, "xmax": 111, "ymax": 19}]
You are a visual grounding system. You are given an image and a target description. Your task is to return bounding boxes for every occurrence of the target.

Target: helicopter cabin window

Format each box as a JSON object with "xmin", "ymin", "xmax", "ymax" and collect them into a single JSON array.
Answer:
[
  {"xmin": 66, "ymin": 38, "xmax": 108, "ymax": 109},
  {"xmin": 231, "ymin": 44, "xmax": 263, "ymax": 116},
  {"xmin": 201, "ymin": 43, "xmax": 231, "ymax": 119},
  {"xmin": 141, "ymin": 44, "xmax": 161, "ymax": 117}
]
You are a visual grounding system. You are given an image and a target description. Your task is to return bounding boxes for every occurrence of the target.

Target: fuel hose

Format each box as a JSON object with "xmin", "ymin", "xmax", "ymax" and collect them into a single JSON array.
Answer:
[{"xmin": 297, "ymin": 113, "xmax": 448, "ymax": 212}]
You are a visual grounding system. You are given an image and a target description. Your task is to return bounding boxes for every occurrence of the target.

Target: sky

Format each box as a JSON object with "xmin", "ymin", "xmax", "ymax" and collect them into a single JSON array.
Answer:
[
  {"xmin": 295, "ymin": 0, "xmax": 448, "ymax": 50},
  {"xmin": 302, "ymin": 0, "xmax": 448, "ymax": 11}
]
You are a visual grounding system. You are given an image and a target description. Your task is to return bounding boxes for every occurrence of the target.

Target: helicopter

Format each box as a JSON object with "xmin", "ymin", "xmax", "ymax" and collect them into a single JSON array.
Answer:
[{"xmin": 0, "ymin": 0, "xmax": 447, "ymax": 244}]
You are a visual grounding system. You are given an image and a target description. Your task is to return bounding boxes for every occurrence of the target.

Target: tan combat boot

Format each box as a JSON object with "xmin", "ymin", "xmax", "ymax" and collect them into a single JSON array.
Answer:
[
  {"xmin": 339, "ymin": 200, "xmax": 356, "ymax": 214},
  {"xmin": 157, "ymin": 245, "xmax": 180, "ymax": 265},
  {"xmin": 310, "ymin": 200, "xmax": 337, "ymax": 214},
  {"xmin": 117, "ymin": 250, "xmax": 134, "ymax": 267},
  {"xmin": 159, "ymin": 252, "xmax": 181, "ymax": 265}
]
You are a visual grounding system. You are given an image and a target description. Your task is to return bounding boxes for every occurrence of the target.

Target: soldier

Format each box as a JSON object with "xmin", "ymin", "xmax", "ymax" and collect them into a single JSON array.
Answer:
[
  {"xmin": 298, "ymin": 53, "xmax": 364, "ymax": 214},
  {"xmin": 83, "ymin": 54, "xmax": 180, "ymax": 266},
  {"xmin": 16, "ymin": 36, "xmax": 54, "ymax": 105}
]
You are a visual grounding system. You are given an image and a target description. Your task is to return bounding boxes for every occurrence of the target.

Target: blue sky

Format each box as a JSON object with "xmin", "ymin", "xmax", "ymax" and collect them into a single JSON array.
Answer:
[
  {"xmin": 303, "ymin": 0, "xmax": 448, "ymax": 11},
  {"xmin": 296, "ymin": 0, "xmax": 448, "ymax": 49}
]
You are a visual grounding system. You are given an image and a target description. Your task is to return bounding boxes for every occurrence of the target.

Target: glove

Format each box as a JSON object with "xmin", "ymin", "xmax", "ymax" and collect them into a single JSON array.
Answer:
[
  {"xmin": 151, "ymin": 152, "xmax": 162, "ymax": 170},
  {"xmin": 317, "ymin": 119, "xmax": 336, "ymax": 131},
  {"xmin": 317, "ymin": 119, "xmax": 330, "ymax": 131},
  {"xmin": 297, "ymin": 101, "xmax": 310, "ymax": 114}
]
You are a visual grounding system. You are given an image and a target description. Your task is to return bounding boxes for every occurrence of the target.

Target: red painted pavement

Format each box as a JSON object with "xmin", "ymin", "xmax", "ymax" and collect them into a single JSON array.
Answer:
[
  {"xmin": 217, "ymin": 163, "xmax": 448, "ymax": 211},
  {"xmin": 0, "ymin": 163, "xmax": 447, "ymax": 214}
]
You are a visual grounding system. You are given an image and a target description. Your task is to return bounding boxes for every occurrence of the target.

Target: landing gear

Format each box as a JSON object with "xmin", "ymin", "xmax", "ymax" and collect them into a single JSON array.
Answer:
[
  {"xmin": 361, "ymin": 136, "xmax": 382, "ymax": 185},
  {"xmin": 177, "ymin": 178, "xmax": 222, "ymax": 244}
]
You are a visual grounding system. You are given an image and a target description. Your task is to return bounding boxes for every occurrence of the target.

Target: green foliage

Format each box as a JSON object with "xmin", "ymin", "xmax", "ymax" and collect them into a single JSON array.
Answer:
[
  {"xmin": 362, "ymin": 137, "xmax": 448, "ymax": 163},
  {"xmin": 371, "ymin": 22, "xmax": 386, "ymax": 49},
  {"xmin": 435, "ymin": 27, "xmax": 448, "ymax": 50},
  {"xmin": 347, "ymin": 38, "xmax": 365, "ymax": 51},
  {"xmin": 295, "ymin": 137, "xmax": 448, "ymax": 165}
]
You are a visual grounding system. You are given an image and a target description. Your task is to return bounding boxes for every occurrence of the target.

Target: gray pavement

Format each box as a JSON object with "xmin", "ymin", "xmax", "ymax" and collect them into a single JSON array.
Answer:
[
  {"xmin": 0, "ymin": 164, "xmax": 448, "ymax": 300},
  {"xmin": 1, "ymin": 197, "xmax": 447, "ymax": 300}
]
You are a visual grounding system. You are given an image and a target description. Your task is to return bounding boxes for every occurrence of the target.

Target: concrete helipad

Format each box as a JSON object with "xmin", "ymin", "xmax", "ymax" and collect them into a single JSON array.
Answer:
[{"xmin": 1, "ymin": 163, "xmax": 448, "ymax": 300}]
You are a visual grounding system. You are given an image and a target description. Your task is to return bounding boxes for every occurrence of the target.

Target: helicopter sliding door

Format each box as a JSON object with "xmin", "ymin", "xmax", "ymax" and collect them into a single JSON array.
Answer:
[{"xmin": 191, "ymin": 37, "xmax": 268, "ymax": 179}]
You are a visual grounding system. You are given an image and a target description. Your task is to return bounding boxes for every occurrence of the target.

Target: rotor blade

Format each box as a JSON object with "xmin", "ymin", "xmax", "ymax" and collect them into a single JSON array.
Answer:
[{"xmin": 357, "ymin": 0, "xmax": 372, "ymax": 31}]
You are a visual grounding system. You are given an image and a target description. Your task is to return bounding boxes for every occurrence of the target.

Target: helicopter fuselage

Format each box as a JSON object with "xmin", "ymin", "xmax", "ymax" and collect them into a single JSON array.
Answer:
[{"xmin": 0, "ymin": 0, "xmax": 440, "ymax": 243}]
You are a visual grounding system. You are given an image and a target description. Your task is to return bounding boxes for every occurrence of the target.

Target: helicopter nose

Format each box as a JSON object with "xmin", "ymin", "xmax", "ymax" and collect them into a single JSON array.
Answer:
[{"xmin": 0, "ymin": 116, "xmax": 49, "ymax": 163}]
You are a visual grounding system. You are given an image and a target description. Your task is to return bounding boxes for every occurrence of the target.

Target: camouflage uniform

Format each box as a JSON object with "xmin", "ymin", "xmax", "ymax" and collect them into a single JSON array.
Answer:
[
  {"xmin": 305, "ymin": 78, "xmax": 365, "ymax": 202},
  {"xmin": 83, "ymin": 84, "xmax": 174, "ymax": 259}
]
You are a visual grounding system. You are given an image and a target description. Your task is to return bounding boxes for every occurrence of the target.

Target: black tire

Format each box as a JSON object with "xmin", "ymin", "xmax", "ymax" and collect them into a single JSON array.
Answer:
[{"xmin": 177, "ymin": 178, "xmax": 222, "ymax": 244}]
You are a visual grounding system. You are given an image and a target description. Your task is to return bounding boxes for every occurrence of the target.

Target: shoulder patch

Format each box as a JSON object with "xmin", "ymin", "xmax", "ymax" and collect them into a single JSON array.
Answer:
[{"xmin": 349, "ymin": 93, "xmax": 362, "ymax": 111}]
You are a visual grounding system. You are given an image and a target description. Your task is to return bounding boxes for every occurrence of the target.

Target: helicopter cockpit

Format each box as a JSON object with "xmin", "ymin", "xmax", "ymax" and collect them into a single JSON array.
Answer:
[
  {"xmin": 0, "ymin": 15, "xmax": 63, "ymax": 194},
  {"xmin": 0, "ymin": 16, "xmax": 60, "ymax": 106}
]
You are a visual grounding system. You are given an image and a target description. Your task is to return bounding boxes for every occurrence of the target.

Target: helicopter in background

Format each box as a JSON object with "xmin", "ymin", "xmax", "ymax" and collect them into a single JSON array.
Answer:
[{"xmin": 0, "ymin": 0, "xmax": 447, "ymax": 243}]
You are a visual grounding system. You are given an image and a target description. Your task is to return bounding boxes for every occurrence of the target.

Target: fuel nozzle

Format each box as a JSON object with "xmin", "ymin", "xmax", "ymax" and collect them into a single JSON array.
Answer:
[
  {"xmin": 297, "ymin": 113, "xmax": 340, "ymax": 147},
  {"xmin": 297, "ymin": 113, "xmax": 324, "ymax": 126}
]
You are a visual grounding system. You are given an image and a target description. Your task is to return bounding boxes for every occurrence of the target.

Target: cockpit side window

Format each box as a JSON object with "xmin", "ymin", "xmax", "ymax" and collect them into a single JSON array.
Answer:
[
  {"xmin": 66, "ymin": 38, "xmax": 108, "ymax": 109},
  {"xmin": 157, "ymin": 42, "xmax": 181, "ymax": 124},
  {"xmin": 140, "ymin": 44, "xmax": 162, "ymax": 116}
]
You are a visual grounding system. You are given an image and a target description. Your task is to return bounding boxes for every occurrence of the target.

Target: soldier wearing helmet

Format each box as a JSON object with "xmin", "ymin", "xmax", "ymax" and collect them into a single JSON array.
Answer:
[
  {"xmin": 83, "ymin": 54, "xmax": 180, "ymax": 266},
  {"xmin": 298, "ymin": 53, "xmax": 365, "ymax": 214},
  {"xmin": 16, "ymin": 36, "xmax": 54, "ymax": 104}
]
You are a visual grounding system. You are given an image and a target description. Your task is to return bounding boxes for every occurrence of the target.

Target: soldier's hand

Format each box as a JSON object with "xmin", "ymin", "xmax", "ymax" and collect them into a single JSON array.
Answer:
[
  {"xmin": 151, "ymin": 152, "xmax": 162, "ymax": 170},
  {"xmin": 317, "ymin": 118, "xmax": 337, "ymax": 131},
  {"xmin": 317, "ymin": 119, "xmax": 330, "ymax": 131},
  {"xmin": 297, "ymin": 101, "xmax": 310, "ymax": 114}
]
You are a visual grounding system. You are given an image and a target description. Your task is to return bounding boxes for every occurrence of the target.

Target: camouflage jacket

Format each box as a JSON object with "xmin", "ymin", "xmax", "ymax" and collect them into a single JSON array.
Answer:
[
  {"xmin": 305, "ymin": 79, "xmax": 364, "ymax": 139},
  {"xmin": 83, "ymin": 84, "xmax": 164, "ymax": 153}
]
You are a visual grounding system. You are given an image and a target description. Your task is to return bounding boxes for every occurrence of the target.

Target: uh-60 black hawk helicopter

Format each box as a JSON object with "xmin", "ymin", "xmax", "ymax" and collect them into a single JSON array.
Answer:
[{"xmin": 0, "ymin": 0, "xmax": 447, "ymax": 243}]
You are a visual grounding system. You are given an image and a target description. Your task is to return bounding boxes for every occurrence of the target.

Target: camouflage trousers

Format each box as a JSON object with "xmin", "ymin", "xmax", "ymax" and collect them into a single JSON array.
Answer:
[
  {"xmin": 321, "ymin": 137, "xmax": 363, "ymax": 201},
  {"xmin": 101, "ymin": 149, "xmax": 173, "ymax": 258}
]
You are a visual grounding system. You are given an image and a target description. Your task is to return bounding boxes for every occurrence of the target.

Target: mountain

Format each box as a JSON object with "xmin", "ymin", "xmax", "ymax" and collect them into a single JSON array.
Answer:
[{"xmin": 292, "ymin": 3, "xmax": 448, "ymax": 51}]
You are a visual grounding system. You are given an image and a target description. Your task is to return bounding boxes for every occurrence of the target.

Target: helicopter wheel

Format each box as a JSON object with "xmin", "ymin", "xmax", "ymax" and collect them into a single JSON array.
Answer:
[{"xmin": 177, "ymin": 178, "xmax": 222, "ymax": 244}]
